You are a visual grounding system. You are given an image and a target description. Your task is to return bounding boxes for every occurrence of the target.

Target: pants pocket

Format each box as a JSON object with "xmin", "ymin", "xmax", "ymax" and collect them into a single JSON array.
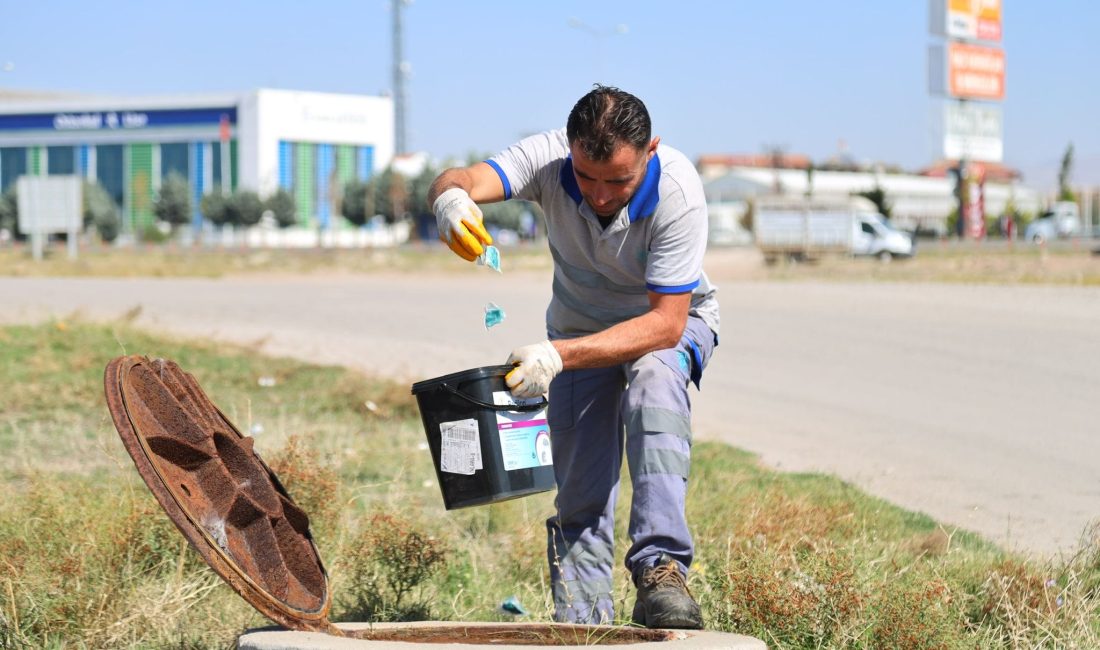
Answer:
[{"xmin": 548, "ymin": 370, "xmax": 575, "ymax": 431}]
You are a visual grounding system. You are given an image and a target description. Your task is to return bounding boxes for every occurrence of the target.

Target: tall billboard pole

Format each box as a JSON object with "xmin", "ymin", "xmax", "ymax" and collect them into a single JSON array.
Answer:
[{"xmin": 929, "ymin": 0, "xmax": 1004, "ymax": 240}]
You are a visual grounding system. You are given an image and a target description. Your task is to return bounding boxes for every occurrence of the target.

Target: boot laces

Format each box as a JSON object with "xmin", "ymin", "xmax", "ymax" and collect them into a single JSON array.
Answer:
[{"xmin": 646, "ymin": 561, "xmax": 689, "ymax": 591}]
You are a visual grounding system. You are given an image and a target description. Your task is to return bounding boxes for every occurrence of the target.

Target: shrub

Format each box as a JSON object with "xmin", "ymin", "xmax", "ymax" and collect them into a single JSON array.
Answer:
[
  {"xmin": 200, "ymin": 190, "xmax": 231, "ymax": 227},
  {"xmin": 707, "ymin": 542, "xmax": 863, "ymax": 647},
  {"xmin": 267, "ymin": 435, "xmax": 342, "ymax": 544},
  {"xmin": 153, "ymin": 172, "xmax": 193, "ymax": 230},
  {"xmin": 266, "ymin": 188, "xmax": 298, "ymax": 228},
  {"xmin": 334, "ymin": 513, "xmax": 448, "ymax": 622},
  {"xmin": 83, "ymin": 182, "xmax": 121, "ymax": 243},
  {"xmin": 227, "ymin": 191, "xmax": 264, "ymax": 228}
]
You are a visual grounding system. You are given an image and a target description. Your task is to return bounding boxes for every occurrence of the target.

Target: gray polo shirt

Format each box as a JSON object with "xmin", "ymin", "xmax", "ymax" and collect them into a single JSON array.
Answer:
[{"xmin": 486, "ymin": 128, "xmax": 719, "ymax": 340}]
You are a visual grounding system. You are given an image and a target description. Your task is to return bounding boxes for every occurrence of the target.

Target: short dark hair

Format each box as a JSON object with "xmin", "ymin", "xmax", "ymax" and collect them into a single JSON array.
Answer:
[{"xmin": 566, "ymin": 85, "xmax": 651, "ymax": 161}]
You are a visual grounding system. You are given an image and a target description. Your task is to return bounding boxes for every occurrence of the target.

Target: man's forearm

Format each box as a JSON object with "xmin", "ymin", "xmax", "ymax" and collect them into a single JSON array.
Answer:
[
  {"xmin": 427, "ymin": 169, "xmax": 470, "ymax": 208},
  {"xmin": 553, "ymin": 305, "xmax": 686, "ymax": 370},
  {"xmin": 429, "ymin": 164, "xmax": 506, "ymax": 207}
]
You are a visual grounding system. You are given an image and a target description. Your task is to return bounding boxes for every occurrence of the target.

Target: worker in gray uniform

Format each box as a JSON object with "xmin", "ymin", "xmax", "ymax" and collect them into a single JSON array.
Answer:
[{"xmin": 427, "ymin": 85, "xmax": 719, "ymax": 629}]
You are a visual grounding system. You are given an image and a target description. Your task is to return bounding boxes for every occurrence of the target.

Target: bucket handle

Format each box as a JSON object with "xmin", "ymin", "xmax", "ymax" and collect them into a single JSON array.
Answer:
[{"xmin": 440, "ymin": 382, "xmax": 548, "ymax": 412}]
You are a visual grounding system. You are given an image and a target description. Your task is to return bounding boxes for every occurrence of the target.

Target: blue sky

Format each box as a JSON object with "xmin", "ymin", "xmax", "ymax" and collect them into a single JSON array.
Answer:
[{"xmin": 3, "ymin": 1, "xmax": 1097, "ymax": 189}]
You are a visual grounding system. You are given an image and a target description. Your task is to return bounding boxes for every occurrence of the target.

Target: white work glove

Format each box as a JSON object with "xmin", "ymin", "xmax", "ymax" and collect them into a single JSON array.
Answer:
[
  {"xmin": 505, "ymin": 340, "xmax": 563, "ymax": 398},
  {"xmin": 433, "ymin": 187, "xmax": 492, "ymax": 261}
]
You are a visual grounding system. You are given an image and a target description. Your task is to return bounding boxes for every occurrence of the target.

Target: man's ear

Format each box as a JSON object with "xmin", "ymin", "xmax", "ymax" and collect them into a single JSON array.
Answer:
[{"xmin": 647, "ymin": 136, "xmax": 661, "ymax": 160}]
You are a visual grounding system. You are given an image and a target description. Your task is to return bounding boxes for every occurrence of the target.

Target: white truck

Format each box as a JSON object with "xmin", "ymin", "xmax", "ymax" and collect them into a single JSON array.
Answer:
[{"xmin": 752, "ymin": 196, "xmax": 915, "ymax": 263}]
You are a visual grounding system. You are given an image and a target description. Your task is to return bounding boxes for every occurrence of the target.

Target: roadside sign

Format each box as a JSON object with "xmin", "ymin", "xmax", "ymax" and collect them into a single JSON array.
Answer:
[
  {"xmin": 942, "ymin": 103, "xmax": 1003, "ymax": 162},
  {"xmin": 929, "ymin": 42, "xmax": 1005, "ymax": 101},
  {"xmin": 929, "ymin": 0, "xmax": 1002, "ymax": 43},
  {"xmin": 16, "ymin": 175, "xmax": 83, "ymax": 261}
]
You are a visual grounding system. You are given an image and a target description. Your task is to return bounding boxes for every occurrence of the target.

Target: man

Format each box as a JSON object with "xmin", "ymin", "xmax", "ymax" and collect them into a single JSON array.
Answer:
[{"xmin": 427, "ymin": 85, "xmax": 719, "ymax": 629}]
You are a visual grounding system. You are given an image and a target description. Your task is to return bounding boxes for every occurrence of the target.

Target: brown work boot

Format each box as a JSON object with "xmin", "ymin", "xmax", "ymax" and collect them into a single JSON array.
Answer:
[{"xmin": 631, "ymin": 553, "xmax": 703, "ymax": 629}]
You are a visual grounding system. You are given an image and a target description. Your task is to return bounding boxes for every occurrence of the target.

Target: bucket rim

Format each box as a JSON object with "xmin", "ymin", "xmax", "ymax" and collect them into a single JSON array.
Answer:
[{"xmin": 410, "ymin": 364, "xmax": 514, "ymax": 395}]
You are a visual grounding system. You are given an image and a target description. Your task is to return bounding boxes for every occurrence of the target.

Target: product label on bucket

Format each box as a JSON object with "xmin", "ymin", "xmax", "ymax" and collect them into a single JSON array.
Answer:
[
  {"xmin": 439, "ymin": 418, "xmax": 482, "ymax": 475},
  {"xmin": 493, "ymin": 391, "xmax": 553, "ymax": 471}
]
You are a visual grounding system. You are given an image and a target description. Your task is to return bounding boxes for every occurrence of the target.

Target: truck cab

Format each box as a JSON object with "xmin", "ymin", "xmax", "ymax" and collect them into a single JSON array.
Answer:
[{"xmin": 854, "ymin": 214, "xmax": 915, "ymax": 260}]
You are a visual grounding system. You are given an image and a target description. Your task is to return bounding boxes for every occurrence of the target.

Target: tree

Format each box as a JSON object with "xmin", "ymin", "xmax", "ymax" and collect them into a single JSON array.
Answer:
[
  {"xmin": 406, "ymin": 163, "xmax": 439, "ymax": 218},
  {"xmin": 481, "ymin": 198, "xmax": 530, "ymax": 231},
  {"xmin": 200, "ymin": 190, "xmax": 232, "ymax": 228},
  {"xmin": 1058, "ymin": 142, "xmax": 1076, "ymax": 202},
  {"xmin": 341, "ymin": 179, "xmax": 373, "ymax": 227},
  {"xmin": 386, "ymin": 169, "xmax": 409, "ymax": 222},
  {"xmin": 856, "ymin": 185, "xmax": 893, "ymax": 220},
  {"xmin": 266, "ymin": 189, "xmax": 298, "ymax": 229},
  {"xmin": 342, "ymin": 168, "xmax": 405, "ymax": 225},
  {"xmin": 83, "ymin": 182, "xmax": 121, "ymax": 243},
  {"xmin": 0, "ymin": 187, "xmax": 19, "ymax": 239},
  {"xmin": 459, "ymin": 152, "xmax": 537, "ymax": 231},
  {"xmin": 227, "ymin": 191, "xmax": 265, "ymax": 228},
  {"xmin": 153, "ymin": 172, "xmax": 193, "ymax": 231}
]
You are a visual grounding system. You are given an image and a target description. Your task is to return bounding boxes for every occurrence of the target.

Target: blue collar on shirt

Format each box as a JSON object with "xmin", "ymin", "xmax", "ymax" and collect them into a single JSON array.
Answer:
[{"xmin": 560, "ymin": 152, "xmax": 662, "ymax": 223}]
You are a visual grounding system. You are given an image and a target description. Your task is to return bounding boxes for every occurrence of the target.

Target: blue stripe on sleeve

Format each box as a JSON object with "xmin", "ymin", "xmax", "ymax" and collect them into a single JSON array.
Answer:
[
  {"xmin": 646, "ymin": 279, "xmax": 700, "ymax": 294},
  {"xmin": 484, "ymin": 159, "xmax": 512, "ymax": 200}
]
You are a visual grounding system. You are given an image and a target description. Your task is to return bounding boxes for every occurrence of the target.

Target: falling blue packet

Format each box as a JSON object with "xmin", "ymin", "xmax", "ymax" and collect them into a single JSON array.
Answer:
[
  {"xmin": 477, "ymin": 245, "xmax": 502, "ymax": 273},
  {"xmin": 484, "ymin": 302, "xmax": 506, "ymax": 329},
  {"xmin": 499, "ymin": 595, "xmax": 527, "ymax": 616}
]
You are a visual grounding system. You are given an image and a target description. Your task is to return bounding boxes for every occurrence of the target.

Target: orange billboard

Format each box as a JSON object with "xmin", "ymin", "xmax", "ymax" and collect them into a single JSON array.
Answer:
[
  {"xmin": 948, "ymin": 42, "xmax": 1005, "ymax": 101},
  {"xmin": 938, "ymin": 0, "xmax": 1003, "ymax": 42}
]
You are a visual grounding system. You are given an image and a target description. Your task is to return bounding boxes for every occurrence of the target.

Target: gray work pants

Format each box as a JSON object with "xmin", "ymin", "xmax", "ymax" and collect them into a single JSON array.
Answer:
[{"xmin": 545, "ymin": 315, "xmax": 716, "ymax": 624}]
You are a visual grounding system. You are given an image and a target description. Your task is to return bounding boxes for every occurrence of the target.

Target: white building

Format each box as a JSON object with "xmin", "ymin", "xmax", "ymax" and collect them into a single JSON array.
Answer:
[{"xmin": 0, "ymin": 88, "xmax": 394, "ymax": 234}]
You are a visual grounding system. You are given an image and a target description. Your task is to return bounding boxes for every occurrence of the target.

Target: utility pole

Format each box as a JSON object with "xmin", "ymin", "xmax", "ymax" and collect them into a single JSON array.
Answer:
[{"xmin": 392, "ymin": 0, "xmax": 409, "ymax": 155}]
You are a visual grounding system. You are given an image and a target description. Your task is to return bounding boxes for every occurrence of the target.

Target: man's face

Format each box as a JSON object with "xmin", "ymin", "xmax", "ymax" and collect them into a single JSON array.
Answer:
[{"xmin": 569, "ymin": 137, "xmax": 659, "ymax": 218}]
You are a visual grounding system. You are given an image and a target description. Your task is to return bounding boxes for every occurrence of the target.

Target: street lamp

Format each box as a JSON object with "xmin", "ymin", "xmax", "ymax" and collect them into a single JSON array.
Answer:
[{"xmin": 567, "ymin": 18, "xmax": 628, "ymax": 81}]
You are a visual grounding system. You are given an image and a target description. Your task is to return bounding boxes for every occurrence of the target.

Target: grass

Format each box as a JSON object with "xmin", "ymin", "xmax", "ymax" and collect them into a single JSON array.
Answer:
[
  {"xmin": 737, "ymin": 240, "xmax": 1100, "ymax": 286},
  {"xmin": 1, "ymin": 321, "xmax": 1098, "ymax": 648},
  {"xmin": 0, "ymin": 241, "xmax": 554, "ymax": 279},
  {"xmin": 2, "ymin": 237, "xmax": 1098, "ymax": 286}
]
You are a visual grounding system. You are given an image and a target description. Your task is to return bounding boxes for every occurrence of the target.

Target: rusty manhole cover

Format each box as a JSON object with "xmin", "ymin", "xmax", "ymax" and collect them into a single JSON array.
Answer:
[{"xmin": 104, "ymin": 355, "xmax": 340, "ymax": 635}]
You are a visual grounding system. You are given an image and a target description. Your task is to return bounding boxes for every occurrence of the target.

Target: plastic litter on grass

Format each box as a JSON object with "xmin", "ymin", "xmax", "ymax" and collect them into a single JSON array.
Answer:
[{"xmin": 498, "ymin": 595, "xmax": 528, "ymax": 616}]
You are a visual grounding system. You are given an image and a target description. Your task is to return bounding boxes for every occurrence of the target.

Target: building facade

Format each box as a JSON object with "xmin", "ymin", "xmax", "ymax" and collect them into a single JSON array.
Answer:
[{"xmin": 0, "ymin": 88, "xmax": 394, "ymax": 233}]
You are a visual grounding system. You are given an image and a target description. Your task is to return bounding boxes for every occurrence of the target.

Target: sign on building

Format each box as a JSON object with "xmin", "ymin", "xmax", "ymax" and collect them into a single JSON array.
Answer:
[
  {"xmin": 941, "ymin": 103, "xmax": 1003, "ymax": 162},
  {"xmin": 929, "ymin": 0, "xmax": 1002, "ymax": 42},
  {"xmin": 928, "ymin": 41, "xmax": 1005, "ymax": 101}
]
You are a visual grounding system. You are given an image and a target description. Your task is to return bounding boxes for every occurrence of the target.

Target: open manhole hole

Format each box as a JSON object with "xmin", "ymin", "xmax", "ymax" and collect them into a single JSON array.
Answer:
[
  {"xmin": 107, "ymin": 356, "xmax": 762, "ymax": 648},
  {"xmin": 348, "ymin": 623, "xmax": 673, "ymax": 644}
]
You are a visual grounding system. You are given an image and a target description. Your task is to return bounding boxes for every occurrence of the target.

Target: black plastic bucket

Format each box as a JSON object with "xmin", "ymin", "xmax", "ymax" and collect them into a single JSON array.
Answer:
[{"xmin": 411, "ymin": 365, "xmax": 556, "ymax": 510}]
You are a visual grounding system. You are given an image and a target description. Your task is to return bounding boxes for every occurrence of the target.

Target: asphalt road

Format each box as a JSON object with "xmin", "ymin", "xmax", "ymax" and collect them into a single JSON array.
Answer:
[{"xmin": 2, "ymin": 267, "xmax": 1097, "ymax": 557}]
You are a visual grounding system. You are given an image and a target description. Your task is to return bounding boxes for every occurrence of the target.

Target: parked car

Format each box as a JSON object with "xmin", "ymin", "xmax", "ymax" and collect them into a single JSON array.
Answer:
[{"xmin": 1024, "ymin": 201, "xmax": 1081, "ymax": 244}]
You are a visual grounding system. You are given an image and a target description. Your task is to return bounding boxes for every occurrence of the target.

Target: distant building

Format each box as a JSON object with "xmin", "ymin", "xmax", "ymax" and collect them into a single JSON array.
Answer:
[
  {"xmin": 703, "ymin": 165, "xmax": 1042, "ymax": 238},
  {"xmin": 0, "ymin": 88, "xmax": 394, "ymax": 234},
  {"xmin": 919, "ymin": 159, "xmax": 1022, "ymax": 183},
  {"xmin": 697, "ymin": 153, "xmax": 812, "ymax": 180}
]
